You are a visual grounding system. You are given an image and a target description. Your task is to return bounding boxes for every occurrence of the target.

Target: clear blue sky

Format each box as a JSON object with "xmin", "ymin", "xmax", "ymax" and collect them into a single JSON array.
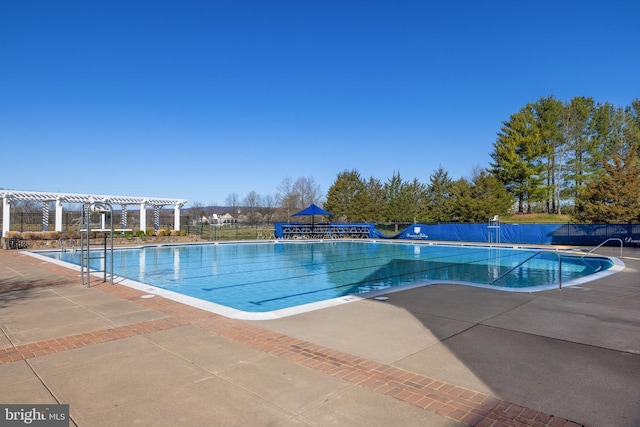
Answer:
[{"xmin": 2, "ymin": 0, "xmax": 639, "ymax": 207}]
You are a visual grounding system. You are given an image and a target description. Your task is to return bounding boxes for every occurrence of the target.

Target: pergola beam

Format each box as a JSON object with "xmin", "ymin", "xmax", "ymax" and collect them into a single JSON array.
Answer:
[{"xmin": 1, "ymin": 190, "xmax": 187, "ymax": 236}]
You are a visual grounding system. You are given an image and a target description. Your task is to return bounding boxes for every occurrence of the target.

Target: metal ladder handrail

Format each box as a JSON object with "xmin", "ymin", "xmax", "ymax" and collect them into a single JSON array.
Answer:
[
  {"xmin": 492, "ymin": 250, "xmax": 563, "ymax": 289},
  {"xmin": 581, "ymin": 238, "xmax": 623, "ymax": 259},
  {"xmin": 80, "ymin": 202, "xmax": 114, "ymax": 288}
]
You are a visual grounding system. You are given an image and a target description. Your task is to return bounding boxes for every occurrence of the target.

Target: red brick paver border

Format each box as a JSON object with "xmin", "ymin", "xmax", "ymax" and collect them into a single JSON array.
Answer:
[{"xmin": 0, "ymin": 251, "xmax": 583, "ymax": 427}]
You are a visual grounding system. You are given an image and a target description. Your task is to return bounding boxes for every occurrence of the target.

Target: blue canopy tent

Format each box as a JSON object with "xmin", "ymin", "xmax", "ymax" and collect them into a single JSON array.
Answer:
[{"xmin": 292, "ymin": 204, "xmax": 333, "ymax": 225}]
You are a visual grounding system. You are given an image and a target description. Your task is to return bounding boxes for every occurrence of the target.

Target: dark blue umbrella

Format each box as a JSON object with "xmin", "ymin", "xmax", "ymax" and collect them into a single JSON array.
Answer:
[{"xmin": 292, "ymin": 204, "xmax": 333, "ymax": 224}]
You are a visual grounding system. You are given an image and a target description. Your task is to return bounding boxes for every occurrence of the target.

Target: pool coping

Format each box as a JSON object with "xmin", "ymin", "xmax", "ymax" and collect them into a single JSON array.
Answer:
[{"xmin": 25, "ymin": 240, "xmax": 625, "ymax": 321}]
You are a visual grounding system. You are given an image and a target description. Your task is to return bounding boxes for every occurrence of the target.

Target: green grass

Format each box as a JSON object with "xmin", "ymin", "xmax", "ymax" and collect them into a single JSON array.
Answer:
[
  {"xmin": 197, "ymin": 225, "xmax": 266, "ymax": 241},
  {"xmin": 501, "ymin": 213, "xmax": 571, "ymax": 224}
]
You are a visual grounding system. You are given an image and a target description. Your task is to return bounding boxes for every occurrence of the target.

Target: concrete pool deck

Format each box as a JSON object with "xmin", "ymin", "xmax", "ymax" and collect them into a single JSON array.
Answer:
[{"xmin": 1, "ymin": 245, "xmax": 639, "ymax": 426}]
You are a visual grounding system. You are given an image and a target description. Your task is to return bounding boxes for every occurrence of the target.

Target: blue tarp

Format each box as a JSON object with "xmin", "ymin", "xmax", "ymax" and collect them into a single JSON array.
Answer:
[
  {"xmin": 274, "ymin": 222, "xmax": 640, "ymax": 247},
  {"xmin": 391, "ymin": 223, "xmax": 640, "ymax": 246}
]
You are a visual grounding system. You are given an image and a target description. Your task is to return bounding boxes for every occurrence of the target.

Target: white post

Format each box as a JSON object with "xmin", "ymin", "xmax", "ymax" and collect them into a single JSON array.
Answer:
[
  {"xmin": 2, "ymin": 196, "xmax": 10, "ymax": 237},
  {"xmin": 55, "ymin": 198, "xmax": 63, "ymax": 232},
  {"xmin": 174, "ymin": 204, "xmax": 181, "ymax": 231},
  {"xmin": 139, "ymin": 202, "xmax": 147, "ymax": 233}
]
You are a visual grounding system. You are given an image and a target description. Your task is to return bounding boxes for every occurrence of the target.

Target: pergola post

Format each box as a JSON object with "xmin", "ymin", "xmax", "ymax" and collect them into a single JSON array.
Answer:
[
  {"xmin": 153, "ymin": 205, "xmax": 160, "ymax": 232},
  {"xmin": 55, "ymin": 198, "xmax": 63, "ymax": 232},
  {"xmin": 139, "ymin": 202, "xmax": 147, "ymax": 233},
  {"xmin": 42, "ymin": 202, "xmax": 50, "ymax": 231},
  {"xmin": 174, "ymin": 203, "xmax": 181, "ymax": 231},
  {"xmin": 121, "ymin": 205, "xmax": 128, "ymax": 230},
  {"xmin": 2, "ymin": 196, "xmax": 10, "ymax": 237}
]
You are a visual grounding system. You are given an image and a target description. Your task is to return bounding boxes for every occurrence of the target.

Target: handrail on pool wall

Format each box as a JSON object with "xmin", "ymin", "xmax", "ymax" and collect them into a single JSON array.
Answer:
[
  {"xmin": 582, "ymin": 238, "xmax": 623, "ymax": 259},
  {"xmin": 492, "ymin": 251, "xmax": 563, "ymax": 289},
  {"xmin": 494, "ymin": 238, "xmax": 624, "ymax": 290}
]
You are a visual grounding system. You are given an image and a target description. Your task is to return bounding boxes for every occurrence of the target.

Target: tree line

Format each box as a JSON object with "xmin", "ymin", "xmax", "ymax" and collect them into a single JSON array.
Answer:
[
  {"xmin": 491, "ymin": 96, "xmax": 640, "ymax": 221},
  {"xmin": 190, "ymin": 176, "xmax": 325, "ymax": 225},
  {"xmin": 197, "ymin": 95, "xmax": 640, "ymax": 226},
  {"xmin": 323, "ymin": 96, "xmax": 640, "ymax": 225},
  {"xmin": 323, "ymin": 168, "xmax": 513, "ymax": 228}
]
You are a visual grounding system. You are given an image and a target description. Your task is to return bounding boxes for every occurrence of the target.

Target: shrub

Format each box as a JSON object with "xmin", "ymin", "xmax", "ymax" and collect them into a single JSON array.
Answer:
[
  {"xmin": 146, "ymin": 228, "xmax": 156, "ymax": 236},
  {"xmin": 135, "ymin": 229, "xmax": 146, "ymax": 237},
  {"xmin": 5, "ymin": 231, "xmax": 21, "ymax": 239},
  {"xmin": 43, "ymin": 231, "xmax": 61, "ymax": 240},
  {"xmin": 22, "ymin": 232, "xmax": 39, "ymax": 240}
]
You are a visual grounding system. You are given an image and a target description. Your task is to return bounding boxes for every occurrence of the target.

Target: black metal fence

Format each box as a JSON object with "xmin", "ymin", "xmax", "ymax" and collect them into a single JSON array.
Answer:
[{"xmin": 182, "ymin": 221, "xmax": 275, "ymax": 241}]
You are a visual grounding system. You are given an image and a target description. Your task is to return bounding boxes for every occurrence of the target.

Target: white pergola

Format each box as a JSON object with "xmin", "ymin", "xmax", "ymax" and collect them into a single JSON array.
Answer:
[{"xmin": 1, "ymin": 190, "xmax": 187, "ymax": 236}]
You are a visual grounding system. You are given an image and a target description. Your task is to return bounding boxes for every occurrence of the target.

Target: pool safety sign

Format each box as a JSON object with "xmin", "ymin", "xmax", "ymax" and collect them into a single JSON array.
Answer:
[{"xmin": 0, "ymin": 405, "xmax": 68, "ymax": 426}]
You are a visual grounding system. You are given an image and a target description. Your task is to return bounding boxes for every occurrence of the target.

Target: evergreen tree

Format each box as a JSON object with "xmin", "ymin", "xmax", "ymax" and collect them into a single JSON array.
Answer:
[
  {"xmin": 324, "ymin": 170, "xmax": 366, "ymax": 222},
  {"xmin": 623, "ymin": 99, "xmax": 640, "ymax": 152},
  {"xmin": 532, "ymin": 95, "xmax": 563, "ymax": 213},
  {"xmin": 490, "ymin": 104, "xmax": 545, "ymax": 213},
  {"xmin": 312, "ymin": 97, "xmax": 640, "ymax": 225},
  {"xmin": 629, "ymin": 98, "xmax": 640, "ymax": 130},
  {"xmin": 591, "ymin": 102, "xmax": 627, "ymax": 173},
  {"xmin": 449, "ymin": 178, "xmax": 475, "ymax": 222},
  {"xmin": 561, "ymin": 96, "xmax": 597, "ymax": 208},
  {"xmin": 573, "ymin": 144, "xmax": 640, "ymax": 223},
  {"xmin": 469, "ymin": 171, "xmax": 514, "ymax": 222},
  {"xmin": 425, "ymin": 166, "xmax": 454, "ymax": 222},
  {"xmin": 403, "ymin": 178, "xmax": 428, "ymax": 223},
  {"xmin": 450, "ymin": 172, "xmax": 513, "ymax": 222},
  {"xmin": 384, "ymin": 171, "xmax": 410, "ymax": 230},
  {"xmin": 490, "ymin": 97, "xmax": 640, "ymax": 216},
  {"xmin": 362, "ymin": 177, "xmax": 386, "ymax": 223}
]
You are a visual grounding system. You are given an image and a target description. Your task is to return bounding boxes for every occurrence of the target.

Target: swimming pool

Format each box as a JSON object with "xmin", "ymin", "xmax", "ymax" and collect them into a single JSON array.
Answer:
[{"xmin": 36, "ymin": 240, "xmax": 622, "ymax": 319}]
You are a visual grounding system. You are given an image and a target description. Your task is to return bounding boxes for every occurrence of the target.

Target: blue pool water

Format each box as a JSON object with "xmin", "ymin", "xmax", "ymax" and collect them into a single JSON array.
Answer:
[{"xmin": 41, "ymin": 241, "xmax": 615, "ymax": 314}]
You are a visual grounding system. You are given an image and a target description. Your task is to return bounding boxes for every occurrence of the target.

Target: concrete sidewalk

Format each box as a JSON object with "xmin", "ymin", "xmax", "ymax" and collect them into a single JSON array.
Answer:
[{"xmin": 1, "ymin": 246, "xmax": 639, "ymax": 426}]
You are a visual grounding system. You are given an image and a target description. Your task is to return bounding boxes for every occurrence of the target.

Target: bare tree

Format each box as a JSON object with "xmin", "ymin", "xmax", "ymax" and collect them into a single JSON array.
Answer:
[
  {"xmin": 275, "ymin": 176, "xmax": 324, "ymax": 221},
  {"xmin": 262, "ymin": 193, "xmax": 277, "ymax": 222},
  {"xmin": 276, "ymin": 176, "xmax": 297, "ymax": 220},
  {"xmin": 225, "ymin": 192, "xmax": 240, "ymax": 220},
  {"xmin": 12, "ymin": 200, "xmax": 41, "ymax": 230},
  {"xmin": 293, "ymin": 176, "xmax": 323, "ymax": 208},
  {"xmin": 243, "ymin": 191, "xmax": 262, "ymax": 225},
  {"xmin": 189, "ymin": 201, "xmax": 206, "ymax": 224}
]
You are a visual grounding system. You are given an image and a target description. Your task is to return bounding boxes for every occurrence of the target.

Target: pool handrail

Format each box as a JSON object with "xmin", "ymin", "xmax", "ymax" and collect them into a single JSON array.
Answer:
[
  {"xmin": 581, "ymin": 238, "xmax": 623, "ymax": 259},
  {"xmin": 492, "ymin": 250, "xmax": 563, "ymax": 289}
]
